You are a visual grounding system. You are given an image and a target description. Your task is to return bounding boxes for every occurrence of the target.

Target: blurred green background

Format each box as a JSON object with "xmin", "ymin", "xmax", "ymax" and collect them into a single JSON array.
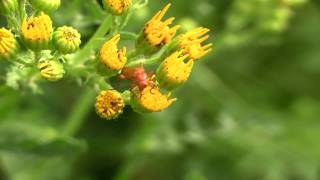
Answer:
[{"xmin": 1, "ymin": 0, "xmax": 320, "ymax": 179}]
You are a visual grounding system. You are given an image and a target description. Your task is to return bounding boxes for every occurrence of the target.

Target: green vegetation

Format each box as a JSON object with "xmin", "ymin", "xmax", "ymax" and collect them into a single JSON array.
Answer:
[{"xmin": 0, "ymin": 0, "xmax": 320, "ymax": 179}]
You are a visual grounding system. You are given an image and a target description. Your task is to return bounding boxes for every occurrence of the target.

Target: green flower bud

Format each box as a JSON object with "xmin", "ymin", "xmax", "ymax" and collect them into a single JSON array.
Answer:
[
  {"xmin": 0, "ymin": 28, "xmax": 18, "ymax": 61},
  {"xmin": 30, "ymin": 0, "xmax": 60, "ymax": 13},
  {"xmin": 53, "ymin": 26, "xmax": 81, "ymax": 54},
  {"xmin": 37, "ymin": 59, "xmax": 65, "ymax": 81},
  {"xmin": 0, "ymin": 0, "xmax": 18, "ymax": 15},
  {"xmin": 102, "ymin": 0, "xmax": 132, "ymax": 15}
]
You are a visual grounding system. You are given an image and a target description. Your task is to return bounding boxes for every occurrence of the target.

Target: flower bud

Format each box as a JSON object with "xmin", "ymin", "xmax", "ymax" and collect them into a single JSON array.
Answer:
[
  {"xmin": 130, "ymin": 86, "xmax": 176, "ymax": 113},
  {"xmin": 37, "ymin": 59, "xmax": 65, "ymax": 81},
  {"xmin": 137, "ymin": 4, "xmax": 180, "ymax": 54},
  {"xmin": 177, "ymin": 27, "xmax": 212, "ymax": 61},
  {"xmin": 157, "ymin": 51, "xmax": 193, "ymax": 91},
  {"xmin": 99, "ymin": 34, "xmax": 127, "ymax": 74},
  {"xmin": 0, "ymin": 28, "xmax": 18, "ymax": 60},
  {"xmin": 53, "ymin": 26, "xmax": 81, "ymax": 54},
  {"xmin": 102, "ymin": 0, "xmax": 132, "ymax": 15},
  {"xmin": 0, "ymin": 0, "xmax": 18, "ymax": 15},
  {"xmin": 21, "ymin": 12, "xmax": 53, "ymax": 51},
  {"xmin": 95, "ymin": 90, "xmax": 125, "ymax": 120},
  {"xmin": 30, "ymin": 0, "xmax": 60, "ymax": 13}
]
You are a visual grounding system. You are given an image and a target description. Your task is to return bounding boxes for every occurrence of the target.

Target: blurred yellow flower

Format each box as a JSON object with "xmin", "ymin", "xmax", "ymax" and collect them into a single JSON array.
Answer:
[
  {"xmin": 103, "ymin": 0, "xmax": 132, "ymax": 15},
  {"xmin": 0, "ymin": 28, "xmax": 17, "ymax": 60},
  {"xmin": 178, "ymin": 27, "xmax": 212, "ymax": 60}
]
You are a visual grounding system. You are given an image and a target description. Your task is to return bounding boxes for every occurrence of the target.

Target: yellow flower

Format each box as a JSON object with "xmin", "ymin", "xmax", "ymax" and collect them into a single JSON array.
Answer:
[
  {"xmin": 157, "ymin": 51, "xmax": 193, "ymax": 90},
  {"xmin": 142, "ymin": 4, "xmax": 180, "ymax": 49},
  {"xmin": 178, "ymin": 27, "xmax": 212, "ymax": 60},
  {"xmin": 103, "ymin": 0, "xmax": 132, "ymax": 15},
  {"xmin": 0, "ymin": 28, "xmax": 18, "ymax": 60},
  {"xmin": 131, "ymin": 86, "xmax": 176, "ymax": 113},
  {"xmin": 21, "ymin": 12, "xmax": 53, "ymax": 50},
  {"xmin": 95, "ymin": 90, "xmax": 125, "ymax": 120},
  {"xmin": 99, "ymin": 34, "xmax": 127, "ymax": 71}
]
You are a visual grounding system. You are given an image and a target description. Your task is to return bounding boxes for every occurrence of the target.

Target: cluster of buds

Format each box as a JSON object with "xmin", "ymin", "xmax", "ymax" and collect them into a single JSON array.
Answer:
[
  {"xmin": 96, "ymin": 3, "xmax": 212, "ymax": 120},
  {"xmin": 0, "ymin": 0, "xmax": 81, "ymax": 81},
  {"xmin": 1, "ymin": 0, "xmax": 212, "ymax": 121}
]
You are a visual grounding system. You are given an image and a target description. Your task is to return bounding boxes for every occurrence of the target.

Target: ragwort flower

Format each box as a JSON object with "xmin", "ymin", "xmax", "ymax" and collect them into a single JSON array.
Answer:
[
  {"xmin": 21, "ymin": 12, "xmax": 53, "ymax": 51},
  {"xmin": 138, "ymin": 4, "xmax": 180, "ymax": 52},
  {"xmin": 131, "ymin": 85, "xmax": 176, "ymax": 113},
  {"xmin": 95, "ymin": 90, "xmax": 125, "ymax": 120},
  {"xmin": 99, "ymin": 34, "xmax": 127, "ymax": 71},
  {"xmin": 157, "ymin": 51, "xmax": 193, "ymax": 90},
  {"xmin": 178, "ymin": 27, "xmax": 212, "ymax": 60}
]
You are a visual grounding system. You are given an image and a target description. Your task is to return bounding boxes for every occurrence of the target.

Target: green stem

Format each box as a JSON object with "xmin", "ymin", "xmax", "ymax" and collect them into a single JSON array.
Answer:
[
  {"xmin": 119, "ymin": 11, "xmax": 133, "ymax": 30},
  {"xmin": 34, "ymin": 51, "xmax": 41, "ymax": 62},
  {"xmin": 126, "ymin": 44, "xmax": 169, "ymax": 67},
  {"xmin": 19, "ymin": 0, "xmax": 26, "ymax": 24},
  {"xmin": 126, "ymin": 55, "xmax": 161, "ymax": 67},
  {"xmin": 62, "ymin": 88, "xmax": 96, "ymax": 136},
  {"xmin": 6, "ymin": 13, "xmax": 20, "ymax": 32},
  {"xmin": 120, "ymin": 31, "xmax": 138, "ymax": 40},
  {"xmin": 134, "ymin": 0, "xmax": 149, "ymax": 9},
  {"xmin": 73, "ymin": 15, "xmax": 113, "ymax": 64}
]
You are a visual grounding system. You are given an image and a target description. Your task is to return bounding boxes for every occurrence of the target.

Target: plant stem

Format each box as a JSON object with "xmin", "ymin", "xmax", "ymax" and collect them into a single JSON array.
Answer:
[
  {"xmin": 73, "ymin": 15, "xmax": 113, "ymax": 64},
  {"xmin": 120, "ymin": 31, "xmax": 138, "ymax": 40},
  {"xmin": 134, "ymin": 0, "xmax": 149, "ymax": 9},
  {"xmin": 126, "ymin": 44, "xmax": 169, "ymax": 67},
  {"xmin": 19, "ymin": 0, "xmax": 26, "ymax": 24},
  {"xmin": 62, "ymin": 88, "xmax": 96, "ymax": 136},
  {"xmin": 126, "ymin": 55, "xmax": 161, "ymax": 67},
  {"xmin": 119, "ymin": 11, "xmax": 133, "ymax": 30},
  {"xmin": 34, "ymin": 51, "xmax": 41, "ymax": 63}
]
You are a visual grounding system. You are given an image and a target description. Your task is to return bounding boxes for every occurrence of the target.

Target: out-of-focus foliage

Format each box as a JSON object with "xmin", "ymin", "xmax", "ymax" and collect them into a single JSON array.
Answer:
[{"xmin": 1, "ymin": 0, "xmax": 320, "ymax": 179}]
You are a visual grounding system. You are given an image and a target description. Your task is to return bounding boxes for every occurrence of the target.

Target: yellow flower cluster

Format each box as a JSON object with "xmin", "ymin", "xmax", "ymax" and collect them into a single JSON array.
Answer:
[
  {"xmin": 1, "ymin": 0, "xmax": 80, "ymax": 83},
  {"xmin": 1, "ymin": 0, "xmax": 213, "ymax": 120},
  {"xmin": 96, "ymin": 3, "xmax": 212, "ymax": 119}
]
